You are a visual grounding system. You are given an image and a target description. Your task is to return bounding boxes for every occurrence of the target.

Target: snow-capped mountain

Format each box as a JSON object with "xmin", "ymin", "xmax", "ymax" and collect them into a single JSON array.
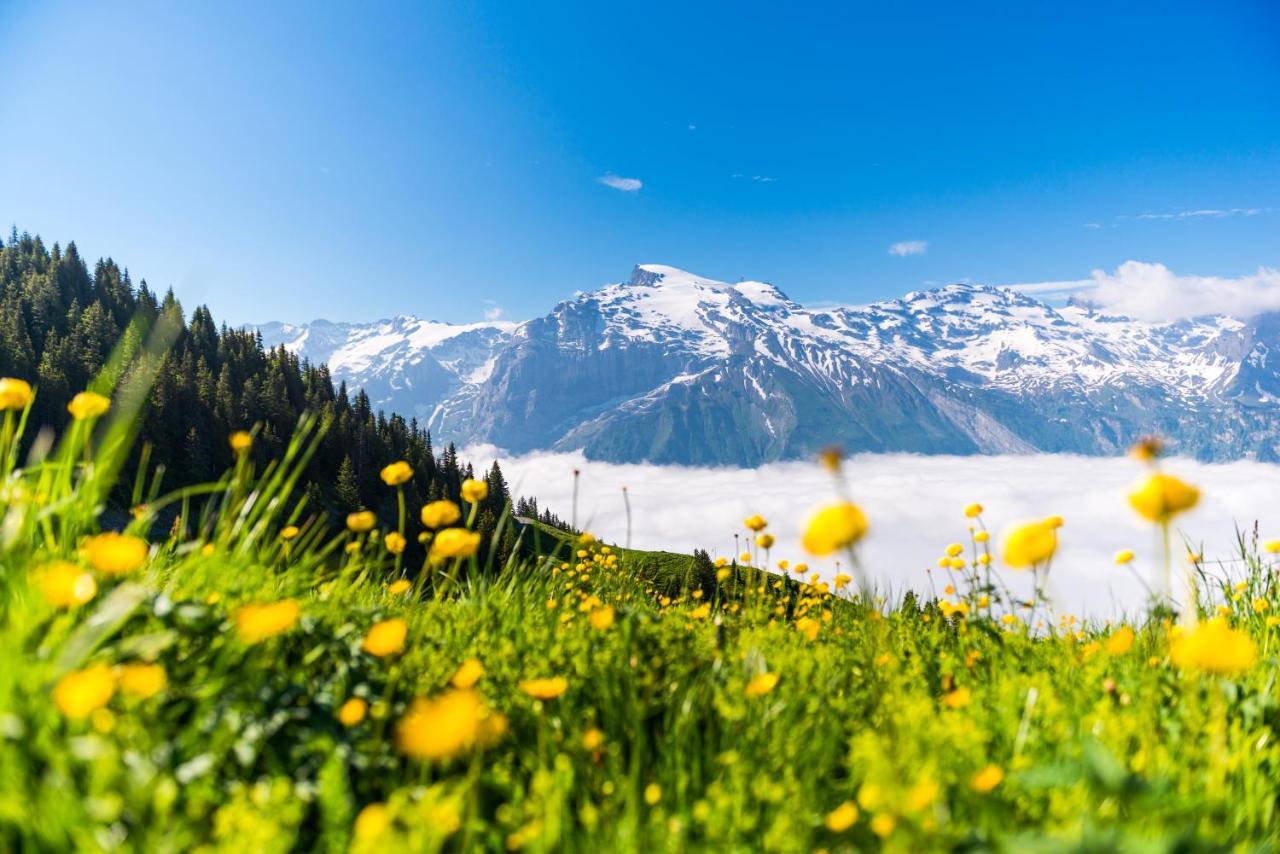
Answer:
[
  {"xmin": 258, "ymin": 264, "xmax": 1280, "ymax": 464},
  {"xmin": 256, "ymin": 316, "xmax": 516, "ymax": 419}
]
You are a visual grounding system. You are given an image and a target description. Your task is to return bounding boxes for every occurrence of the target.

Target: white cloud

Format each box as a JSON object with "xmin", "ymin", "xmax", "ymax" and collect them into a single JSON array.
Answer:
[
  {"xmin": 465, "ymin": 448, "xmax": 1280, "ymax": 618},
  {"xmin": 1130, "ymin": 207, "xmax": 1270, "ymax": 222},
  {"xmin": 889, "ymin": 240, "xmax": 928, "ymax": 257},
  {"xmin": 481, "ymin": 300, "xmax": 504, "ymax": 321},
  {"xmin": 1006, "ymin": 261, "xmax": 1280, "ymax": 321},
  {"xmin": 598, "ymin": 174, "xmax": 643, "ymax": 192}
]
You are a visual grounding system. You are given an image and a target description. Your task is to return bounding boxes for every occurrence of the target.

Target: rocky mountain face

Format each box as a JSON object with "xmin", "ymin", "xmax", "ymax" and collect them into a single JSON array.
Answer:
[{"xmin": 258, "ymin": 265, "xmax": 1280, "ymax": 465}]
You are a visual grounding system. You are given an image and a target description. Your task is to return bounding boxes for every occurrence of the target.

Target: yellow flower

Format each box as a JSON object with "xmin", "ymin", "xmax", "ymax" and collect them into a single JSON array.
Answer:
[
  {"xmin": 716, "ymin": 567, "xmax": 731, "ymax": 582},
  {"xmin": 589, "ymin": 606, "xmax": 616, "ymax": 630},
  {"xmin": 429, "ymin": 528, "xmax": 481, "ymax": 563},
  {"xmin": 870, "ymin": 814, "xmax": 896, "ymax": 837},
  {"xmin": 1130, "ymin": 436, "xmax": 1164, "ymax": 462},
  {"xmin": 905, "ymin": 779, "xmax": 938, "ymax": 812},
  {"xmin": 229, "ymin": 430, "xmax": 253, "ymax": 453},
  {"xmin": 1171, "ymin": 617, "xmax": 1257, "ymax": 675},
  {"xmin": 116, "ymin": 663, "xmax": 166, "ymax": 698},
  {"xmin": 380, "ymin": 461, "xmax": 414, "ymax": 486},
  {"xmin": 1253, "ymin": 597, "xmax": 1270, "ymax": 614},
  {"xmin": 460, "ymin": 478, "xmax": 488, "ymax": 504},
  {"xmin": 756, "ymin": 533, "xmax": 775, "ymax": 549},
  {"xmin": 83, "ymin": 532, "xmax": 149, "ymax": 575},
  {"xmin": 802, "ymin": 502, "xmax": 868, "ymax": 556},
  {"xmin": 387, "ymin": 579, "xmax": 412, "ymax": 595},
  {"xmin": 818, "ymin": 446, "xmax": 844, "ymax": 472},
  {"xmin": 53, "ymin": 664, "xmax": 116, "ymax": 719},
  {"xmin": 280, "ymin": 525, "xmax": 301, "ymax": 541},
  {"xmin": 824, "ymin": 801, "xmax": 859, "ymax": 832},
  {"xmin": 338, "ymin": 697, "xmax": 368, "ymax": 727},
  {"xmin": 396, "ymin": 689, "xmax": 506, "ymax": 761},
  {"xmin": 1265, "ymin": 539, "xmax": 1280, "ymax": 554},
  {"xmin": 234, "ymin": 600, "xmax": 300, "ymax": 643},
  {"xmin": 34, "ymin": 561, "xmax": 97, "ymax": 608},
  {"xmin": 743, "ymin": 514, "xmax": 768, "ymax": 532},
  {"xmin": 1000, "ymin": 519, "xmax": 1057, "ymax": 568},
  {"xmin": 644, "ymin": 783, "xmax": 662, "ymax": 805},
  {"xmin": 1114, "ymin": 549, "xmax": 1135, "ymax": 565},
  {"xmin": 0, "ymin": 377, "xmax": 33, "ymax": 410},
  {"xmin": 943, "ymin": 686, "xmax": 971, "ymax": 709},
  {"xmin": 969, "ymin": 764, "xmax": 1004, "ymax": 793},
  {"xmin": 451, "ymin": 658, "xmax": 484, "ymax": 689},
  {"xmin": 353, "ymin": 803, "xmax": 391, "ymax": 839},
  {"xmin": 974, "ymin": 530, "xmax": 990, "ymax": 543},
  {"xmin": 945, "ymin": 543, "xmax": 964, "ymax": 557},
  {"xmin": 66, "ymin": 391, "xmax": 110, "ymax": 420},
  {"xmin": 520, "ymin": 677, "xmax": 568, "ymax": 699},
  {"xmin": 362, "ymin": 618, "xmax": 408, "ymax": 657},
  {"xmin": 964, "ymin": 502, "xmax": 984, "ymax": 518},
  {"xmin": 420, "ymin": 500, "xmax": 462, "ymax": 528},
  {"xmin": 1128, "ymin": 472, "xmax": 1200, "ymax": 523},
  {"xmin": 346, "ymin": 510, "xmax": 377, "ymax": 533},
  {"xmin": 744, "ymin": 672, "xmax": 779, "ymax": 697},
  {"xmin": 1105, "ymin": 626, "xmax": 1135, "ymax": 655},
  {"xmin": 582, "ymin": 728, "xmax": 605, "ymax": 751},
  {"xmin": 384, "ymin": 532, "xmax": 407, "ymax": 555}
]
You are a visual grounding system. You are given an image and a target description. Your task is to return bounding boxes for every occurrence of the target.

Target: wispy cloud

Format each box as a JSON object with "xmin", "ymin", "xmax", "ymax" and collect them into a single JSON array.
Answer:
[
  {"xmin": 1088, "ymin": 207, "xmax": 1275, "ymax": 228},
  {"xmin": 463, "ymin": 446, "xmax": 1280, "ymax": 616},
  {"xmin": 1005, "ymin": 261, "xmax": 1280, "ymax": 321},
  {"xmin": 889, "ymin": 240, "xmax": 928, "ymax": 257},
  {"xmin": 481, "ymin": 300, "xmax": 504, "ymax": 321},
  {"xmin": 598, "ymin": 174, "xmax": 643, "ymax": 192}
]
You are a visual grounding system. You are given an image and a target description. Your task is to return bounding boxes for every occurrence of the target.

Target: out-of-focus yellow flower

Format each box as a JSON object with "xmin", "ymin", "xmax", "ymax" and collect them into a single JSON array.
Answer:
[
  {"xmin": 1105, "ymin": 626, "xmax": 1135, "ymax": 655},
  {"xmin": 520, "ymin": 677, "xmax": 568, "ymax": 699},
  {"xmin": 1043, "ymin": 515, "xmax": 1064, "ymax": 529},
  {"xmin": 53, "ymin": 664, "xmax": 116, "ymax": 719},
  {"xmin": 354, "ymin": 803, "xmax": 391, "ymax": 839},
  {"xmin": 1114, "ymin": 549, "xmax": 1135, "ymax": 565},
  {"xmin": 943, "ymin": 686, "xmax": 971, "ymax": 709},
  {"xmin": 589, "ymin": 606, "xmax": 615, "ymax": 630},
  {"xmin": 116, "ymin": 663, "xmax": 166, "ymax": 698},
  {"xmin": 970, "ymin": 764, "xmax": 1004, "ymax": 793},
  {"xmin": 802, "ymin": 502, "xmax": 868, "ymax": 556},
  {"xmin": 945, "ymin": 543, "xmax": 964, "ymax": 558},
  {"xmin": 756, "ymin": 533, "xmax": 775, "ymax": 549},
  {"xmin": 1265, "ymin": 539, "xmax": 1280, "ymax": 554},
  {"xmin": 280, "ymin": 525, "xmax": 301, "ymax": 541},
  {"xmin": 644, "ymin": 783, "xmax": 662, "ymax": 805},
  {"xmin": 1000, "ymin": 520, "xmax": 1057, "ymax": 568},
  {"xmin": 429, "ymin": 528, "xmax": 481, "ymax": 563},
  {"xmin": 824, "ymin": 801, "xmax": 859, "ymax": 832},
  {"xmin": 738, "ymin": 552, "xmax": 752, "ymax": 563},
  {"xmin": 819, "ymin": 446, "xmax": 844, "ymax": 472},
  {"xmin": 396, "ymin": 689, "xmax": 506, "ymax": 761},
  {"xmin": 0, "ymin": 377, "xmax": 33, "ymax": 410},
  {"xmin": 67, "ymin": 391, "xmax": 110, "ymax": 420},
  {"xmin": 347, "ymin": 511, "xmax": 376, "ymax": 533},
  {"xmin": 229, "ymin": 430, "xmax": 253, "ymax": 453},
  {"xmin": 460, "ymin": 478, "xmax": 488, "ymax": 504},
  {"xmin": 380, "ymin": 461, "xmax": 413, "ymax": 486},
  {"xmin": 744, "ymin": 672, "xmax": 779, "ymax": 697},
  {"xmin": 582, "ymin": 728, "xmax": 605, "ymax": 751},
  {"xmin": 1253, "ymin": 597, "xmax": 1270, "ymax": 614},
  {"xmin": 974, "ymin": 530, "xmax": 990, "ymax": 544},
  {"xmin": 1130, "ymin": 436, "xmax": 1164, "ymax": 462},
  {"xmin": 743, "ymin": 514, "xmax": 768, "ymax": 532},
  {"xmin": 338, "ymin": 697, "xmax": 368, "ymax": 727},
  {"xmin": 1171, "ymin": 617, "xmax": 1256, "ymax": 675},
  {"xmin": 421, "ymin": 500, "xmax": 462, "ymax": 528},
  {"xmin": 716, "ymin": 567, "xmax": 731, "ymax": 582},
  {"xmin": 1128, "ymin": 473, "xmax": 1199, "ymax": 523},
  {"xmin": 363, "ymin": 618, "xmax": 408, "ymax": 657},
  {"xmin": 83, "ymin": 532, "xmax": 149, "ymax": 575},
  {"xmin": 964, "ymin": 503, "xmax": 984, "ymax": 518},
  {"xmin": 870, "ymin": 814, "xmax": 896, "ymax": 837},
  {"xmin": 451, "ymin": 658, "xmax": 484, "ymax": 689},
  {"xmin": 388, "ymin": 579, "xmax": 412, "ymax": 595},
  {"xmin": 384, "ymin": 532, "xmax": 406, "ymax": 555},
  {"xmin": 234, "ymin": 600, "xmax": 300, "ymax": 643},
  {"xmin": 34, "ymin": 561, "xmax": 97, "ymax": 608}
]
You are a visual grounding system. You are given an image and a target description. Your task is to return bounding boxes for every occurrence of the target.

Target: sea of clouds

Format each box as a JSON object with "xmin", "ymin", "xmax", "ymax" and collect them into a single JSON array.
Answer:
[{"xmin": 463, "ymin": 448, "xmax": 1280, "ymax": 618}]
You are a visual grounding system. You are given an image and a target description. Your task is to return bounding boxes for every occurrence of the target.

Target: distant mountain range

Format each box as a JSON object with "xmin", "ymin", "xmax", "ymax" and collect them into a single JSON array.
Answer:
[{"xmin": 257, "ymin": 264, "xmax": 1280, "ymax": 465}]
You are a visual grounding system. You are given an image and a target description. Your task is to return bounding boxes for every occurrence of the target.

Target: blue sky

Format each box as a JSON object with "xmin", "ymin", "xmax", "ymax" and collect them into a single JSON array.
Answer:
[{"xmin": 1, "ymin": 0, "xmax": 1277, "ymax": 325}]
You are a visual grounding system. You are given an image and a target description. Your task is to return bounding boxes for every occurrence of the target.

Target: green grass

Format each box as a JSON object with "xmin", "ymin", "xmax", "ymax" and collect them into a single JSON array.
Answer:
[{"xmin": 4, "ymin": 393, "xmax": 1280, "ymax": 852}]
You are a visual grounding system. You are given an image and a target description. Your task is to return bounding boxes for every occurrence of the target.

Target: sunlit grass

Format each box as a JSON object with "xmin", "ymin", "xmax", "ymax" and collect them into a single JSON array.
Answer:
[{"xmin": 3, "ymin": 384, "xmax": 1280, "ymax": 851}]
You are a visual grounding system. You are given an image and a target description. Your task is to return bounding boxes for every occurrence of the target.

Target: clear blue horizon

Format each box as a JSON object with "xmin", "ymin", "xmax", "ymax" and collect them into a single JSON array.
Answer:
[{"xmin": 1, "ymin": 0, "xmax": 1278, "ymax": 326}]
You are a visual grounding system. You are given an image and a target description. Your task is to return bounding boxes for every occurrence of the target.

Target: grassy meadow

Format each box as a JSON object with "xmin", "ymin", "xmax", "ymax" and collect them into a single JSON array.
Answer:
[{"xmin": 3, "ymin": 377, "xmax": 1280, "ymax": 852}]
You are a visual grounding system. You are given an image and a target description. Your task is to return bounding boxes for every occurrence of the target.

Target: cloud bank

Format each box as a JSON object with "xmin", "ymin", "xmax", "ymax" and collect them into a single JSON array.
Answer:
[
  {"xmin": 1007, "ymin": 260, "xmax": 1280, "ymax": 321},
  {"xmin": 598, "ymin": 174, "xmax": 643, "ymax": 192},
  {"xmin": 464, "ymin": 449, "xmax": 1280, "ymax": 618},
  {"xmin": 889, "ymin": 240, "xmax": 927, "ymax": 257}
]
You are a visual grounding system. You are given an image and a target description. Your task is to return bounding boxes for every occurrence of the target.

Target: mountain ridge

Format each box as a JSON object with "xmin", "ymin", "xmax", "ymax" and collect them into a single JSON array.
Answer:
[{"xmin": 257, "ymin": 264, "xmax": 1280, "ymax": 464}]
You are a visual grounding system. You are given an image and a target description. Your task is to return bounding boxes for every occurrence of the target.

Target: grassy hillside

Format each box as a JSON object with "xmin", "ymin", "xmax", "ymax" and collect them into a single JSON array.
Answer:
[{"xmin": 2, "ymin": 381, "xmax": 1280, "ymax": 851}]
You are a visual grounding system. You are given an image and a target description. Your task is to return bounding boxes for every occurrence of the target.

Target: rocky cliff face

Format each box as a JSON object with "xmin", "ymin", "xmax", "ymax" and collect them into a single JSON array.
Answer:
[{"xmin": 260, "ymin": 264, "xmax": 1280, "ymax": 464}]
